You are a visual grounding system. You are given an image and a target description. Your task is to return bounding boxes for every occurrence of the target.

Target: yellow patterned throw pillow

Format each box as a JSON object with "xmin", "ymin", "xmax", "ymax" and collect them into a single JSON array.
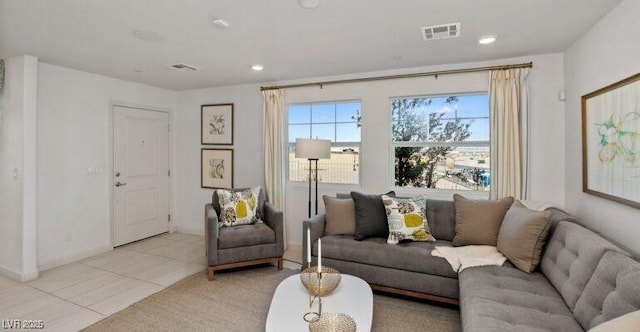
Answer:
[
  {"xmin": 216, "ymin": 187, "xmax": 262, "ymax": 227},
  {"xmin": 381, "ymin": 194, "xmax": 435, "ymax": 244}
]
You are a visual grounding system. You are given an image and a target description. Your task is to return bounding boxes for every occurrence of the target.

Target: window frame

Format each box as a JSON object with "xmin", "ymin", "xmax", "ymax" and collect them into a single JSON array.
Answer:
[
  {"xmin": 286, "ymin": 100, "xmax": 363, "ymax": 186},
  {"xmin": 389, "ymin": 92, "xmax": 490, "ymax": 199}
]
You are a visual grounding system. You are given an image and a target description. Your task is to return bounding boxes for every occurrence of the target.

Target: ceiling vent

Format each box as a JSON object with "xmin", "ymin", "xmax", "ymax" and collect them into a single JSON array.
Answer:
[
  {"xmin": 169, "ymin": 63, "xmax": 199, "ymax": 71},
  {"xmin": 420, "ymin": 23, "xmax": 460, "ymax": 41}
]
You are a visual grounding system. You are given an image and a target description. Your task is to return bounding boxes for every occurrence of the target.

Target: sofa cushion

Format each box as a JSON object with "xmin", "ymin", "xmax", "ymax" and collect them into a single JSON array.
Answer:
[
  {"xmin": 574, "ymin": 251, "xmax": 640, "ymax": 330},
  {"xmin": 540, "ymin": 221, "xmax": 626, "ymax": 311},
  {"xmin": 497, "ymin": 201, "xmax": 551, "ymax": 273},
  {"xmin": 425, "ymin": 199, "xmax": 456, "ymax": 242},
  {"xmin": 218, "ymin": 223, "xmax": 275, "ymax": 249},
  {"xmin": 351, "ymin": 191, "xmax": 395, "ymax": 240},
  {"xmin": 323, "ymin": 195, "xmax": 356, "ymax": 235},
  {"xmin": 452, "ymin": 194, "xmax": 514, "ymax": 246},
  {"xmin": 460, "ymin": 265, "xmax": 583, "ymax": 332},
  {"xmin": 313, "ymin": 235, "xmax": 458, "ymax": 279},
  {"xmin": 381, "ymin": 194, "xmax": 435, "ymax": 244}
]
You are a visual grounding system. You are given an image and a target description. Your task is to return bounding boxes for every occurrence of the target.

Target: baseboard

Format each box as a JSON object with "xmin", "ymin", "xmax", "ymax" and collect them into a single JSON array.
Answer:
[
  {"xmin": 0, "ymin": 265, "xmax": 23, "ymax": 281},
  {"xmin": 172, "ymin": 226, "xmax": 204, "ymax": 236},
  {"xmin": 38, "ymin": 245, "xmax": 113, "ymax": 272}
]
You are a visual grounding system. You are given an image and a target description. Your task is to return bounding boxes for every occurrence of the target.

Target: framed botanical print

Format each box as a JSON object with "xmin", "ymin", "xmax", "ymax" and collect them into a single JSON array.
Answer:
[
  {"xmin": 201, "ymin": 148, "xmax": 233, "ymax": 189},
  {"xmin": 201, "ymin": 104, "xmax": 233, "ymax": 145},
  {"xmin": 582, "ymin": 73, "xmax": 640, "ymax": 209}
]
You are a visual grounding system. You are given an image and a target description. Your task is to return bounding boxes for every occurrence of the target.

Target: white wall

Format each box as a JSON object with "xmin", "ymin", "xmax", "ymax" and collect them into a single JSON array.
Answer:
[
  {"xmin": 172, "ymin": 53, "xmax": 566, "ymax": 248},
  {"xmin": 0, "ymin": 55, "xmax": 38, "ymax": 281},
  {"xmin": 173, "ymin": 84, "xmax": 264, "ymax": 234},
  {"xmin": 36, "ymin": 63, "xmax": 177, "ymax": 269},
  {"xmin": 564, "ymin": 0, "xmax": 640, "ymax": 257}
]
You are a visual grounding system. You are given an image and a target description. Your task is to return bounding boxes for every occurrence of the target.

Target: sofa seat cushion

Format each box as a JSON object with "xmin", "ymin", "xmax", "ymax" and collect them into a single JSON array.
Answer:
[
  {"xmin": 218, "ymin": 223, "xmax": 275, "ymax": 249},
  {"xmin": 314, "ymin": 235, "xmax": 458, "ymax": 279},
  {"xmin": 460, "ymin": 266, "xmax": 583, "ymax": 332}
]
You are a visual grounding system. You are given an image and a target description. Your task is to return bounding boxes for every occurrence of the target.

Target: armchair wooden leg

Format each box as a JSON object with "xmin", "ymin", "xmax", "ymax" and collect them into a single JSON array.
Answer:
[
  {"xmin": 277, "ymin": 257, "xmax": 283, "ymax": 270},
  {"xmin": 207, "ymin": 267, "xmax": 215, "ymax": 281}
]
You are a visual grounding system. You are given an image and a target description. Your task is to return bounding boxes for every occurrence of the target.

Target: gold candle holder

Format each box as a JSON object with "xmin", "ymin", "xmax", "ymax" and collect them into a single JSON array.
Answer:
[
  {"xmin": 300, "ymin": 266, "xmax": 341, "ymax": 297},
  {"xmin": 308, "ymin": 313, "xmax": 357, "ymax": 332}
]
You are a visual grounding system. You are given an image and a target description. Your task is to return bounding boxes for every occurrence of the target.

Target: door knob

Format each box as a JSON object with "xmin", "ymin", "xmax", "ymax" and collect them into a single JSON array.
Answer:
[{"xmin": 115, "ymin": 182, "xmax": 127, "ymax": 187}]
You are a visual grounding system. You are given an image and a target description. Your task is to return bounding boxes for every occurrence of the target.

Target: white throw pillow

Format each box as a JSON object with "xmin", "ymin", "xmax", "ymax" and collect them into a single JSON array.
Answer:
[{"xmin": 588, "ymin": 310, "xmax": 640, "ymax": 332}]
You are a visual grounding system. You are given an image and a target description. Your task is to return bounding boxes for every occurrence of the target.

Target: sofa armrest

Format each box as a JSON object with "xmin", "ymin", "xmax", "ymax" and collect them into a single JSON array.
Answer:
[
  {"xmin": 205, "ymin": 204, "xmax": 219, "ymax": 266},
  {"xmin": 263, "ymin": 202, "xmax": 284, "ymax": 256},
  {"xmin": 302, "ymin": 214, "xmax": 326, "ymax": 265}
]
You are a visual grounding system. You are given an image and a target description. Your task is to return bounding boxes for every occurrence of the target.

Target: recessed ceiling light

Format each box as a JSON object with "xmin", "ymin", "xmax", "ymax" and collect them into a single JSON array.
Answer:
[
  {"xmin": 132, "ymin": 30, "xmax": 164, "ymax": 42},
  {"xmin": 212, "ymin": 18, "xmax": 229, "ymax": 29},
  {"xmin": 251, "ymin": 64, "xmax": 264, "ymax": 71},
  {"xmin": 478, "ymin": 36, "xmax": 496, "ymax": 44},
  {"xmin": 392, "ymin": 55, "xmax": 403, "ymax": 61},
  {"xmin": 299, "ymin": 0, "xmax": 319, "ymax": 9},
  {"xmin": 134, "ymin": 69, "xmax": 144, "ymax": 73}
]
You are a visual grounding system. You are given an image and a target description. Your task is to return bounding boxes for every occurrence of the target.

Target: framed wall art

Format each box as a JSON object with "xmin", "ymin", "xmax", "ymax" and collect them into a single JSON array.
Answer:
[
  {"xmin": 201, "ymin": 148, "xmax": 234, "ymax": 189},
  {"xmin": 582, "ymin": 73, "xmax": 640, "ymax": 209},
  {"xmin": 201, "ymin": 103, "xmax": 233, "ymax": 145}
]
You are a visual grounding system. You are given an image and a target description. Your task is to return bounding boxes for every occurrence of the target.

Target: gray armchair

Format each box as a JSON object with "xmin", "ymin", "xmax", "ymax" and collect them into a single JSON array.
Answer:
[{"xmin": 205, "ymin": 188, "xmax": 284, "ymax": 280}]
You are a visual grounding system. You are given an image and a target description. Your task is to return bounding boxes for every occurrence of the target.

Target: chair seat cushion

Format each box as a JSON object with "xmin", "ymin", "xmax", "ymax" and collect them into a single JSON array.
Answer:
[
  {"xmin": 218, "ymin": 223, "xmax": 275, "ymax": 249},
  {"xmin": 460, "ymin": 265, "xmax": 584, "ymax": 332},
  {"xmin": 314, "ymin": 235, "xmax": 458, "ymax": 279}
]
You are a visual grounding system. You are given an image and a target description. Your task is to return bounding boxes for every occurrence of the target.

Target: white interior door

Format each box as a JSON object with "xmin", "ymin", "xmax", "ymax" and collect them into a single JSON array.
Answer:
[{"xmin": 113, "ymin": 106, "xmax": 170, "ymax": 246}]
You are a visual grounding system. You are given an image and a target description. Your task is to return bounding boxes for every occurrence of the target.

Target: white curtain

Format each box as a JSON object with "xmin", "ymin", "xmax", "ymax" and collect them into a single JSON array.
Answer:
[
  {"xmin": 262, "ymin": 88, "xmax": 286, "ymax": 210},
  {"xmin": 489, "ymin": 68, "xmax": 529, "ymax": 200}
]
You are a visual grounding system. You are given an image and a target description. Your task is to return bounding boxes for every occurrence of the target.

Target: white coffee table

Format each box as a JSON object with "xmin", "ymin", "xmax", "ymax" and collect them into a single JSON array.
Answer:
[{"xmin": 266, "ymin": 273, "xmax": 373, "ymax": 332}]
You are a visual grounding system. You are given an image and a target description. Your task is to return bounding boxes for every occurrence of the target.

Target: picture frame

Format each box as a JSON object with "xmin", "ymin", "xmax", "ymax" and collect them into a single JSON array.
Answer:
[
  {"xmin": 201, "ymin": 103, "xmax": 234, "ymax": 145},
  {"xmin": 582, "ymin": 73, "xmax": 640, "ymax": 209},
  {"xmin": 201, "ymin": 148, "xmax": 234, "ymax": 189}
]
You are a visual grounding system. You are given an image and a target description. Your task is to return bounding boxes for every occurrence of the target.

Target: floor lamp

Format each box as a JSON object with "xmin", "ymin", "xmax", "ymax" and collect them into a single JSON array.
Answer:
[{"xmin": 295, "ymin": 138, "xmax": 331, "ymax": 218}]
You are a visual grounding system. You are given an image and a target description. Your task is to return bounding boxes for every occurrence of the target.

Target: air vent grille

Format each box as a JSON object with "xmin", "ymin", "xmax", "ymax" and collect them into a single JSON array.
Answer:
[
  {"xmin": 169, "ymin": 63, "xmax": 199, "ymax": 71},
  {"xmin": 420, "ymin": 23, "xmax": 460, "ymax": 41}
]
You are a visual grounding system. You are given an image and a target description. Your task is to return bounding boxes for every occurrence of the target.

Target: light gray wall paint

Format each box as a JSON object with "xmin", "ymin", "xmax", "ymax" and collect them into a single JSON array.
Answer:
[
  {"xmin": 36, "ymin": 63, "xmax": 177, "ymax": 269},
  {"xmin": 564, "ymin": 0, "xmax": 640, "ymax": 257}
]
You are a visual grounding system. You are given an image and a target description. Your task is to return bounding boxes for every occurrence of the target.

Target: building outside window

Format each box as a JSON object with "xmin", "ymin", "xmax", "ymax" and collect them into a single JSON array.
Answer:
[
  {"xmin": 287, "ymin": 101, "xmax": 361, "ymax": 185},
  {"xmin": 391, "ymin": 94, "xmax": 490, "ymax": 192}
]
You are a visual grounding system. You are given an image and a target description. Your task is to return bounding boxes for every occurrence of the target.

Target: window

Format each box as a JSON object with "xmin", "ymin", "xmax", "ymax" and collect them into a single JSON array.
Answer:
[
  {"xmin": 391, "ymin": 94, "xmax": 490, "ymax": 192},
  {"xmin": 288, "ymin": 101, "xmax": 361, "ymax": 184}
]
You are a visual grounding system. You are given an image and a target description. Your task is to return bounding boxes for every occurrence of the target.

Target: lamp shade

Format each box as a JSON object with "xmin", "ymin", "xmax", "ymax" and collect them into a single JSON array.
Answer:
[{"xmin": 295, "ymin": 138, "xmax": 331, "ymax": 159}]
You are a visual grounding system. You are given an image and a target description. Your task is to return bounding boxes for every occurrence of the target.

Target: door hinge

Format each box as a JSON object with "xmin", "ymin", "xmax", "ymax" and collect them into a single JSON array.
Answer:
[
  {"xmin": 168, "ymin": 169, "xmax": 171, "ymax": 176},
  {"xmin": 168, "ymin": 214, "xmax": 171, "ymax": 222},
  {"xmin": 168, "ymin": 124, "xmax": 170, "ymax": 131}
]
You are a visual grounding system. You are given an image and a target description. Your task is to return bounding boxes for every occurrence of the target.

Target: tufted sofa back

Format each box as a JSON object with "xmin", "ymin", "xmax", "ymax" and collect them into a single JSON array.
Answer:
[
  {"xmin": 573, "ymin": 251, "xmax": 640, "ymax": 329},
  {"xmin": 540, "ymin": 221, "xmax": 627, "ymax": 311}
]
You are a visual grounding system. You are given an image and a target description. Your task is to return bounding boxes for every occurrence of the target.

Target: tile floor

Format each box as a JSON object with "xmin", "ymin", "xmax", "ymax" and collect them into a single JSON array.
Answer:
[{"xmin": 0, "ymin": 232, "xmax": 301, "ymax": 332}]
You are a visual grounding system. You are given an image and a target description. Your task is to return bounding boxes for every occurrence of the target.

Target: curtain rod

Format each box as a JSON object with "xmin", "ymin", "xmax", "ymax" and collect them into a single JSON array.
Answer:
[{"xmin": 260, "ymin": 62, "xmax": 532, "ymax": 91}]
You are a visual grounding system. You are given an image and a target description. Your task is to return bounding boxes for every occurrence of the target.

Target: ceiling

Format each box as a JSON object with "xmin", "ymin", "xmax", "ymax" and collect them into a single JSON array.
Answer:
[{"xmin": 0, "ymin": 0, "xmax": 621, "ymax": 90}]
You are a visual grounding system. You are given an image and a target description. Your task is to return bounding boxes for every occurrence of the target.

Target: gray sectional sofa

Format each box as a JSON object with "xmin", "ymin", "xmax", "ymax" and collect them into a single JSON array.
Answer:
[{"xmin": 302, "ymin": 198, "xmax": 640, "ymax": 331}]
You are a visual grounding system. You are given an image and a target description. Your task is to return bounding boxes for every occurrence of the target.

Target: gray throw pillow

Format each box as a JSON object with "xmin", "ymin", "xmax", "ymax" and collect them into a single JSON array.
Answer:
[
  {"xmin": 351, "ymin": 191, "xmax": 395, "ymax": 240},
  {"xmin": 323, "ymin": 196, "xmax": 356, "ymax": 235},
  {"xmin": 452, "ymin": 194, "xmax": 514, "ymax": 246},
  {"xmin": 497, "ymin": 201, "xmax": 551, "ymax": 272}
]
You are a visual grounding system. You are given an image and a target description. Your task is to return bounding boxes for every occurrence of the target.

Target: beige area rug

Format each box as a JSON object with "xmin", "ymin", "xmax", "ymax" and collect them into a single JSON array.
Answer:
[{"xmin": 83, "ymin": 266, "xmax": 461, "ymax": 332}]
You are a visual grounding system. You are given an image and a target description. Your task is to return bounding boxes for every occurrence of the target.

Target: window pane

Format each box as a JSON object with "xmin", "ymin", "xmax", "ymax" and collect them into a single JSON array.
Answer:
[
  {"xmin": 289, "ymin": 145, "xmax": 360, "ymax": 184},
  {"xmin": 288, "ymin": 124, "xmax": 310, "ymax": 143},
  {"xmin": 289, "ymin": 104, "xmax": 311, "ymax": 124},
  {"xmin": 311, "ymin": 123, "xmax": 335, "ymax": 141},
  {"xmin": 336, "ymin": 102, "xmax": 361, "ymax": 122},
  {"xmin": 454, "ymin": 95, "xmax": 489, "ymax": 118},
  {"xmin": 336, "ymin": 123, "xmax": 361, "ymax": 142},
  {"xmin": 312, "ymin": 104, "xmax": 335, "ymax": 123},
  {"xmin": 287, "ymin": 101, "xmax": 361, "ymax": 185},
  {"xmin": 394, "ymin": 145, "xmax": 489, "ymax": 191},
  {"xmin": 467, "ymin": 118, "xmax": 490, "ymax": 141}
]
